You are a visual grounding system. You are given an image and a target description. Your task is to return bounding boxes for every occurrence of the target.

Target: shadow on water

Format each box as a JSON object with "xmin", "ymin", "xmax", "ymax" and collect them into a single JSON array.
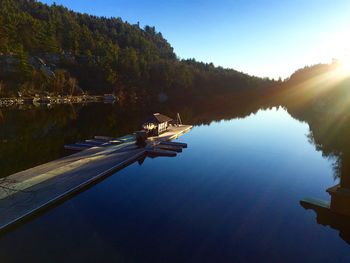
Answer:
[
  {"xmin": 299, "ymin": 151, "xmax": 350, "ymax": 245},
  {"xmin": 270, "ymin": 68, "xmax": 350, "ymax": 246}
]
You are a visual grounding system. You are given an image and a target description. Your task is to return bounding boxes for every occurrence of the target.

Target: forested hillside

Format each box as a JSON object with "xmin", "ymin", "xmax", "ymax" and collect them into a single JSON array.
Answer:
[{"xmin": 0, "ymin": 0, "xmax": 274, "ymax": 99}]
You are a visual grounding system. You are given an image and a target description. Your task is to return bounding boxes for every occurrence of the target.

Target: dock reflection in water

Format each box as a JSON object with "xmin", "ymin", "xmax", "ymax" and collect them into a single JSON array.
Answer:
[
  {"xmin": 301, "ymin": 152, "xmax": 350, "ymax": 245},
  {"xmin": 1, "ymin": 97, "xmax": 350, "ymax": 261},
  {"xmin": 290, "ymin": 80, "xmax": 350, "ymax": 248}
]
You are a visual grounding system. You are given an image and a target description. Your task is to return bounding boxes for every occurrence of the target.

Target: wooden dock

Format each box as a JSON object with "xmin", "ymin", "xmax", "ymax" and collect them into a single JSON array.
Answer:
[{"xmin": 0, "ymin": 125, "xmax": 192, "ymax": 231}]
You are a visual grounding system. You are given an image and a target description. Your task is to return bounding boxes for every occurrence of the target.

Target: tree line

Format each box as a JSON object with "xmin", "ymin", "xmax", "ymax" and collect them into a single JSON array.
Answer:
[{"xmin": 0, "ymin": 0, "xmax": 275, "ymax": 100}]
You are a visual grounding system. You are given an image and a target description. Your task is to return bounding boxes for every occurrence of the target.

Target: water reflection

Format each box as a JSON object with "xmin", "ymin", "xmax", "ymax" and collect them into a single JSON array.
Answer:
[
  {"xmin": 274, "ymin": 75, "xmax": 350, "ymax": 247},
  {"xmin": 0, "ymin": 103, "xmax": 146, "ymax": 177},
  {"xmin": 301, "ymin": 200, "xmax": 350, "ymax": 245},
  {"xmin": 2, "ymin": 87, "xmax": 350, "ymax": 254},
  {"xmin": 0, "ymin": 92, "xmax": 269, "ymax": 178},
  {"xmin": 300, "ymin": 152, "xmax": 350, "ymax": 245},
  {"xmin": 0, "ymin": 106, "xmax": 345, "ymax": 262}
]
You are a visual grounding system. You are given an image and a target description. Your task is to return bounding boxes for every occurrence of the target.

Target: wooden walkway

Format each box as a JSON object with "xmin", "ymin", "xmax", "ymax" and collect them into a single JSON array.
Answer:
[{"xmin": 0, "ymin": 125, "xmax": 192, "ymax": 231}]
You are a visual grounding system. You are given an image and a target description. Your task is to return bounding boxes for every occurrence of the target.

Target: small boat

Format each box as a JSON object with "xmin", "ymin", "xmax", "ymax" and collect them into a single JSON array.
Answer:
[
  {"xmin": 33, "ymin": 96, "xmax": 51, "ymax": 104},
  {"xmin": 22, "ymin": 97, "xmax": 34, "ymax": 104},
  {"xmin": 146, "ymin": 148, "xmax": 177, "ymax": 157},
  {"xmin": 64, "ymin": 144, "xmax": 92, "ymax": 151},
  {"xmin": 94, "ymin": 136, "xmax": 114, "ymax": 141},
  {"xmin": 156, "ymin": 144, "xmax": 182, "ymax": 152},
  {"xmin": 159, "ymin": 141, "xmax": 188, "ymax": 148},
  {"xmin": 103, "ymin": 94, "xmax": 116, "ymax": 103}
]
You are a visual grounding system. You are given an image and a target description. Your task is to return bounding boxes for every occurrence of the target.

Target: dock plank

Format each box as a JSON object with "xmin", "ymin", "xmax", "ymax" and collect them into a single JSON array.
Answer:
[
  {"xmin": 0, "ymin": 125, "xmax": 192, "ymax": 231},
  {"xmin": 0, "ymin": 144, "xmax": 145, "ymax": 230}
]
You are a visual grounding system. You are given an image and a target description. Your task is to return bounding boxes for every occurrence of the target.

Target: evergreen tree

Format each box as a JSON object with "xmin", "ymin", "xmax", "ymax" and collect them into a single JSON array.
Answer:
[{"xmin": 0, "ymin": 0, "xmax": 274, "ymax": 97}]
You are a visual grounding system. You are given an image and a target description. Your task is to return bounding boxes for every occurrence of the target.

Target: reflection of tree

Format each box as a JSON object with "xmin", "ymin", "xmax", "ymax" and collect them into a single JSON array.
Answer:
[
  {"xmin": 273, "ymin": 64, "xmax": 350, "ymax": 179},
  {"xmin": 0, "ymin": 109, "xmax": 3, "ymax": 123},
  {"xmin": 279, "ymin": 64, "xmax": 350, "ymax": 245},
  {"xmin": 300, "ymin": 199, "xmax": 350, "ymax": 245},
  {"xmin": 0, "ymin": 90, "xmax": 271, "ymax": 179}
]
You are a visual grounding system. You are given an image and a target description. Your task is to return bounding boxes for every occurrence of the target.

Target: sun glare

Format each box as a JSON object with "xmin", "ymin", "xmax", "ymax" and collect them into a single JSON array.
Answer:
[
  {"xmin": 333, "ymin": 56, "xmax": 350, "ymax": 79},
  {"xmin": 316, "ymin": 29, "xmax": 350, "ymax": 78},
  {"xmin": 339, "ymin": 57, "xmax": 350, "ymax": 76},
  {"xmin": 335, "ymin": 33, "xmax": 350, "ymax": 76}
]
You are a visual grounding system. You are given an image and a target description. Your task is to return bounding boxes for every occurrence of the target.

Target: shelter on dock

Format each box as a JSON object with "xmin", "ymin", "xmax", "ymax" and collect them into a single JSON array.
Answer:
[{"xmin": 142, "ymin": 113, "xmax": 173, "ymax": 136}]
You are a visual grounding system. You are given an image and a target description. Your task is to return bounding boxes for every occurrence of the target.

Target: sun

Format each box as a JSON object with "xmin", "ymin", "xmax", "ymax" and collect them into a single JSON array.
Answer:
[
  {"xmin": 336, "ymin": 56, "xmax": 350, "ymax": 77},
  {"xmin": 319, "ymin": 30, "xmax": 350, "ymax": 77},
  {"xmin": 339, "ymin": 57, "xmax": 350, "ymax": 75}
]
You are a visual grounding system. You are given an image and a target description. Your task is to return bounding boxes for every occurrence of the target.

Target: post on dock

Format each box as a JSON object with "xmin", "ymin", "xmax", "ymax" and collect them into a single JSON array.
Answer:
[{"xmin": 176, "ymin": 113, "xmax": 182, "ymax": 125}]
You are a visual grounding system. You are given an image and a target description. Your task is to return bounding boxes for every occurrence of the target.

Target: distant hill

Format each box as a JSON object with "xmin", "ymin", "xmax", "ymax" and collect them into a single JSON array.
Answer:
[
  {"xmin": 275, "ymin": 62, "xmax": 350, "ymax": 115},
  {"xmin": 0, "ymin": 0, "xmax": 274, "ymax": 99}
]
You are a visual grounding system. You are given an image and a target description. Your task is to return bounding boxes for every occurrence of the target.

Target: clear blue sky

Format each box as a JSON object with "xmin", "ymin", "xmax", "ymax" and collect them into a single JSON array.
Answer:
[{"xmin": 41, "ymin": 0, "xmax": 350, "ymax": 79}]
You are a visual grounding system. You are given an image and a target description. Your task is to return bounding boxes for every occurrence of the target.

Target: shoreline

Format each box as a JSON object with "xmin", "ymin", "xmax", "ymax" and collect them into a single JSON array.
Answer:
[{"xmin": 0, "ymin": 95, "xmax": 105, "ymax": 108}]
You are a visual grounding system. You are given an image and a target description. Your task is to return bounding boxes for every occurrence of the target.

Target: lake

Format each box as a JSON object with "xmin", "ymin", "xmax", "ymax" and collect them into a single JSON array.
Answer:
[{"xmin": 0, "ymin": 104, "xmax": 349, "ymax": 262}]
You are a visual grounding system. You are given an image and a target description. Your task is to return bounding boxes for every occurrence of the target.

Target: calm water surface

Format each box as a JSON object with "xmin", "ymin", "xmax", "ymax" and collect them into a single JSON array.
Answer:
[{"xmin": 0, "ymin": 106, "xmax": 349, "ymax": 262}]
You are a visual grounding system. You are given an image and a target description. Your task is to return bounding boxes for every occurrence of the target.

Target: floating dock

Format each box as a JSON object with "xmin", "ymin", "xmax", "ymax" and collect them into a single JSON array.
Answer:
[{"xmin": 0, "ymin": 124, "xmax": 192, "ymax": 231}]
